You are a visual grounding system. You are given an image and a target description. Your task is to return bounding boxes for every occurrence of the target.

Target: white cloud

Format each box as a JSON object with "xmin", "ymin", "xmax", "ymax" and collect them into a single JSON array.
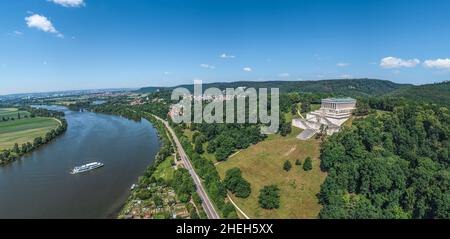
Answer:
[
  {"xmin": 423, "ymin": 58, "xmax": 450, "ymax": 69},
  {"xmin": 337, "ymin": 62, "xmax": 350, "ymax": 67},
  {"xmin": 278, "ymin": 73, "xmax": 290, "ymax": 78},
  {"xmin": 25, "ymin": 14, "xmax": 63, "ymax": 38},
  {"xmin": 380, "ymin": 57, "xmax": 420, "ymax": 69},
  {"xmin": 340, "ymin": 74, "xmax": 352, "ymax": 78},
  {"xmin": 220, "ymin": 53, "xmax": 235, "ymax": 59},
  {"xmin": 200, "ymin": 64, "xmax": 215, "ymax": 69},
  {"xmin": 243, "ymin": 67, "xmax": 252, "ymax": 72},
  {"xmin": 48, "ymin": 0, "xmax": 85, "ymax": 8}
]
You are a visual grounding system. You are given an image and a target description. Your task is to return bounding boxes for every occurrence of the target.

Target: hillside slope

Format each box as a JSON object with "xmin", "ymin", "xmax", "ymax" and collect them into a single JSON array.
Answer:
[
  {"xmin": 389, "ymin": 81, "xmax": 450, "ymax": 107},
  {"xmin": 137, "ymin": 79, "xmax": 410, "ymax": 97}
]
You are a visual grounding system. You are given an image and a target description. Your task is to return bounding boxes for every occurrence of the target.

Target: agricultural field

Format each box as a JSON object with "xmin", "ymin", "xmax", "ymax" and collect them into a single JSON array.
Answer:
[
  {"xmin": 0, "ymin": 117, "xmax": 60, "ymax": 151},
  {"xmin": 0, "ymin": 108, "xmax": 30, "ymax": 120},
  {"xmin": 216, "ymin": 127, "xmax": 327, "ymax": 219}
]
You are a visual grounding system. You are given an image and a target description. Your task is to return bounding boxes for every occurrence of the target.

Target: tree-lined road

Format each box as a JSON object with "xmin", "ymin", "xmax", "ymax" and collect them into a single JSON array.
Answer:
[{"xmin": 151, "ymin": 114, "xmax": 220, "ymax": 219}]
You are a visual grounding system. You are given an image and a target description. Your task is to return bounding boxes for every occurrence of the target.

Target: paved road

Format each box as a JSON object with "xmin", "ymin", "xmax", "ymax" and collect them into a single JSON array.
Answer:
[{"xmin": 151, "ymin": 114, "xmax": 220, "ymax": 219}]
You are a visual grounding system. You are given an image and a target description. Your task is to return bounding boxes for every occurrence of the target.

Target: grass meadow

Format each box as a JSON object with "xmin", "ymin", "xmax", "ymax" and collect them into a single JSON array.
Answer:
[{"xmin": 216, "ymin": 127, "xmax": 327, "ymax": 219}]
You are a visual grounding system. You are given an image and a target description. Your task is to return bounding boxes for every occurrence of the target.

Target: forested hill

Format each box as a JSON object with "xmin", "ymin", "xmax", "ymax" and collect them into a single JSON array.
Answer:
[
  {"xmin": 319, "ymin": 104, "xmax": 450, "ymax": 219},
  {"xmin": 389, "ymin": 81, "xmax": 450, "ymax": 107},
  {"xmin": 137, "ymin": 79, "xmax": 410, "ymax": 97}
]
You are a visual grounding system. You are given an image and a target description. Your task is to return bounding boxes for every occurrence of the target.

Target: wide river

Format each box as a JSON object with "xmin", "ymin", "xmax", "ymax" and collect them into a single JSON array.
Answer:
[{"xmin": 0, "ymin": 106, "xmax": 160, "ymax": 219}]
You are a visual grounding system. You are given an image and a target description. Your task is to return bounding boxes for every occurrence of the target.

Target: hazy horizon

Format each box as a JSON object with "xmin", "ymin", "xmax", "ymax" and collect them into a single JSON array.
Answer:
[{"xmin": 2, "ymin": 77, "xmax": 441, "ymax": 97}]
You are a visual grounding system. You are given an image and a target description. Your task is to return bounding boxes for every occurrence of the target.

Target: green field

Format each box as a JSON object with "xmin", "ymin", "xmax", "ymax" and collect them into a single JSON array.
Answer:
[
  {"xmin": 0, "ymin": 108, "xmax": 30, "ymax": 120},
  {"xmin": 0, "ymin": 117, "xmax": 60, "ymax": 151},
  {"xmin": 153, "ymin": 155, "xmax": 176, "ymax": 182},
  {"xmin": 216, "ymin": 127, "xmax": 326, "ymax": 219},
  {"xmin": 0, "ymin": 108, "xmax": 17, "ymax": 113}
]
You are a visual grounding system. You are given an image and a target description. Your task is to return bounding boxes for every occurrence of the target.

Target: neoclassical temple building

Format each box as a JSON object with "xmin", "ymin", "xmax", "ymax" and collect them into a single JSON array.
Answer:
[{"xmin": 292, "ymin": 98, "xmax": 357, "ymax": 140}]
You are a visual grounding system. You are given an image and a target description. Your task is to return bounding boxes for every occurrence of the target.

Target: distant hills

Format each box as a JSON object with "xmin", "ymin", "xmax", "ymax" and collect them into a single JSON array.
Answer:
[
  {"xmin": 137, "ymin": 78, "xmax": 411, "ymax": 97},
  {"xmin": 138, "ymin": 78, "xmax": 449, "ymax": 106},
  {"xmin": 389, "ymin": 81, "xmax": 450, "ymax": 107}
]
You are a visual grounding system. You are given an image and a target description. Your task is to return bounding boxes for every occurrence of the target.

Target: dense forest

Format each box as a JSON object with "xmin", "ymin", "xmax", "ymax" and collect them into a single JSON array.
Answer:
[
  {"xmin": 91, "ymin": 103, "xmax": 143, "ymax": 121},
  {"xmin": 389, "ymin": 81, "xmax": 450, "ymax": 107},
  {"xmin": 190, "ymin": 123, "xmax": 267, "ymax": 161},
  {"xmin": 319, "ymin": 104, "xmax": 450, "ymax": 219},
  {"xmin": 138, "ymin": 78, "xmax": 410, "ymax": 97},
  {"xmin": 24, "ymin": 106, "xmax": 66, "ymax": 118},
  {"xmin": 138, "ymin": 78, "xmax": 449, "ymax": 109}
]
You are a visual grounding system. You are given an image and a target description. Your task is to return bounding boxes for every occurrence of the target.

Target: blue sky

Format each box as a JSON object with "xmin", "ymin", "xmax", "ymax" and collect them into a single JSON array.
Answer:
[{"xmin": 1, "ymin": 0, "xmax": 450, "ymax": 95}]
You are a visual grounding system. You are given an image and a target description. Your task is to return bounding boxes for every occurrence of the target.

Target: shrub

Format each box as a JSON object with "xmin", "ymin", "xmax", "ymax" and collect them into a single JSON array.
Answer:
[
  {"xmin": 283, "ymin": 160, "xmax": 292, "ymax": 172},
  {"xmin": 303, "ymin": 157, "xmax": 313, "ymax": 171},
  {"xmin": 258, "ymin": 185, "xmax": 280, "ymax": 209},
  {"xmin": 224, "ymin": 168, "xmax": 251, "ymax": 198},
  {"xmin": 222, "ymin": 203, "xmax": 237, "ymax": 218}
]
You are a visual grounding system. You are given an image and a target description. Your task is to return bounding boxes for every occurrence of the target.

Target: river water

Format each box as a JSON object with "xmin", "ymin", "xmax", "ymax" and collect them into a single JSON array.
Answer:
[{"xmin": 0, "ymin": 107, "xmax": 160, "ymax": 218}]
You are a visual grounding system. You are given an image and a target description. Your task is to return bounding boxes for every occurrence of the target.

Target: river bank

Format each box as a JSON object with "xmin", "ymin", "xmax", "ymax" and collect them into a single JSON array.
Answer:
[
  {"xmin": 0, "ymin": 106, "xmax": 67, "ymax": 166},
  {"xmin": 117, "ymin": 114, "xmax": 204, "ymax": 219},
  {"xmin": 0, "ymin": 107, "xmax": 160, "ymax": 219}
]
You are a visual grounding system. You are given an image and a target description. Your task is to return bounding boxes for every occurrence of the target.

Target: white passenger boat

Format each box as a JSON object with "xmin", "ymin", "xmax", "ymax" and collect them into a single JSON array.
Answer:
[{"xmin": 71, "ymin": 162, "xmax": 104, "ymax": 174}]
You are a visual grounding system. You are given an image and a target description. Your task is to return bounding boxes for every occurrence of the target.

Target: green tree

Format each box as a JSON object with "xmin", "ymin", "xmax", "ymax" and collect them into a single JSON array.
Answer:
[
  {"xmin": 283, "ymin": 160, "xmax": 292, "ymax": 172},
  {"xmin": 301, "ymin": 102, "xmax": 311, "ymax": 113},
  {"xmin": 354, "ymin": 101, "xmax": 371, "ymax": 116},
  {"xmin": 152, "ymin": 195, "xmax": 163, "ymax": 208},
  {"xmin": 173, "ymin": 168, "xmax": 196, "ymax": 202},
  {"xmin": 258, "ymin": 185, "xmax": 280, "ymax": 209},
  {"xmin": 206, "ymin": 142, "xmax": 216, "ymax": 153},
  {"xmin": 13, "ymin": 143, "xmax": 20, "ymax": 154},
  {"xmin": 319, "ymin": 104, "xmax": 450, "ymax": 219},
  {"xmin": 303, "ymin": 157, "xmax": 313, "ymax": 171},
  {"xmin": 222, "ymin": 203, "xmax": 237, "ymax": 219},
  {"xmin": 194, "ymin": 137, "xmax": 204, "ymax": 154},
  {"xmin": 224, "ymin": 168, "xmax": 251, "ymax": 198},
  {"xmin": 280, "ymin": 122, "xmax": 292, "ymax": 137},
  {"xmin": 192, "ymin": 192, "xmax": 202, "ymax": 205},
  {"xmin": 33, "ymin": 137, "xmax": 43, "ymax": 148}
]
